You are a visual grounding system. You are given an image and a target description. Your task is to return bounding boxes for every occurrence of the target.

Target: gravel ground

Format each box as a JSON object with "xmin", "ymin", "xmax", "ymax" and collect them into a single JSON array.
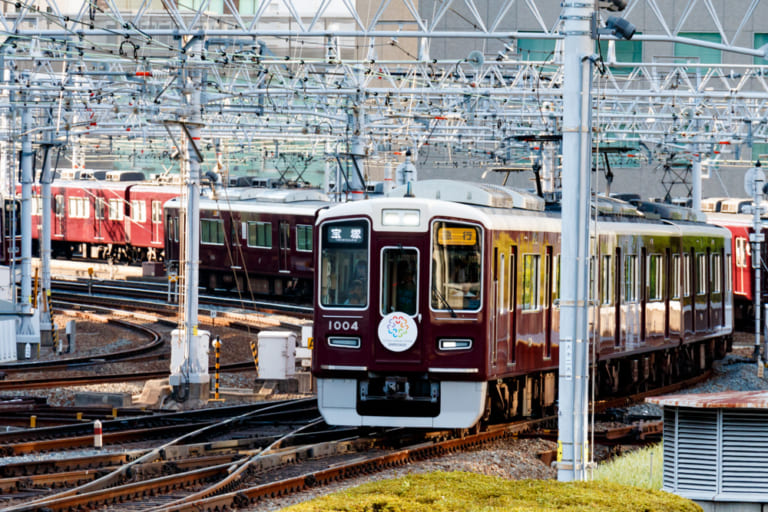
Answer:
[{"xmin": 5, "ymin": 316, "xmax": 768, "ymax": 511}]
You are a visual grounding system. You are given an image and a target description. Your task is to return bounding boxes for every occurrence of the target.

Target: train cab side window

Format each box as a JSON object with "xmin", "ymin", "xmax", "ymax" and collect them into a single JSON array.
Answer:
[
  {"xmin": 320, "ymin": 220, "xmax": 369, "ymax": 308},
  {"xmin": 726, "ymin": 254, "xmax": 732, "ymax": 293},
  {"xmin": 696, "ymin": 253, "xmax": 707, "ymax": 295},
  {"xmin": 624, "ymin": 254, "xmax": 638, "ymax": 303},
  {"xmin": 201, "ymin": 219, "xmax": 225, "ymax": 245},
  {"xmin": 431, "ymin": 221, "xmax": 482, "ymax": 312},
  {"xmin": 522, "ymin": 254, "xmax": 541, "ymax": 310},
  {"xmin": 247, "ymin": 221, "xmax": 272, "ymax": 249},
  {"xmin": 296, "ymin": 225, "xmax": 312, "ymax": 252}
]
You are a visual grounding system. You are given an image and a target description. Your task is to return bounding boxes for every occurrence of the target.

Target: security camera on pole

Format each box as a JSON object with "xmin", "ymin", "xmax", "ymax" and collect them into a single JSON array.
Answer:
[{"xmin": 744, "ymin": 161, "xmax": 765, "ymax": 376}]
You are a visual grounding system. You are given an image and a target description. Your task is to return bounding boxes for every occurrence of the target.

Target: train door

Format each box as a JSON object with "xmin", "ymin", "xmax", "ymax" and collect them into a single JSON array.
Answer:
[
  {"xmin": 624, "ymin": 252, "xmax": 641, "ymax": 347},
  {"xmin": 54, "ymin": 193, "xmax": 64, "ymax": 239},
  {"xmin": 151, "ymin": 200, "xmax": 162, "ymax": 244},
  {"xmin": 378, "ymin": 247, "xmax": 422, "ymax": 362},
  {"xmin": 640, "ymin": 248, "xmax": 647, "ymax": 343},
  {"xmin": 683, "ymin": 251, "xmax": 694, "ymax": 335},
  {"xmin": 93, "ymin": 196, "xmax": 104, "ymax": 242},
  {"xmin": 545, "ymin": 246, "xmax": 553, "ymax": 358},
  {"xmin": 279, "ymin": 220, "xmax": 290, "ymax": 273},
  {"xmin": 664, "ymin": 248, "xmax": 671, "ymax": 339},
  {"xmin": 614, "ymin": 247, "xmax": 621, "ymax": 348},
  {"xmin": 494, "ymin": 247, "xmax": 509, "ymax": 366},
  {"xmin": 706, "ymin": 248, "xmax": 712, "ymax": 331},
  {"xmin": 509, "ymin": 246, "xmax": 518, "ymax": 365}
]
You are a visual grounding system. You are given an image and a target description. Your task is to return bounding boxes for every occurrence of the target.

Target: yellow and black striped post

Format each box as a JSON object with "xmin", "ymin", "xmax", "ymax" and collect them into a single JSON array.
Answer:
[
  {"xmin": 249, "ymin": 340, "xmax": 259, "ymax": 374},
  {"xmin": 211, "ymin": 336, "xmax": 224, "ymax": 402},
  {"xmin": 47, "ymin": 290, "xmax": 59, "ymax": 352}
]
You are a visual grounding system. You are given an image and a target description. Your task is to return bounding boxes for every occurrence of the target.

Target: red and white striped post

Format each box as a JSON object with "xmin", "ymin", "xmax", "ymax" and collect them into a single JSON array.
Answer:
[{"xmin": 94, "ymin": 420, "xmax": 103, "ymax": 449}]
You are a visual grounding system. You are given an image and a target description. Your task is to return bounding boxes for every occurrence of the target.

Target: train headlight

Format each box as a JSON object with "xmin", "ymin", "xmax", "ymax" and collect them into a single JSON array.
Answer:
[
  {"xmin": 328, "ymin": 337, "xmax": 361, "ymax": 349},
  {"xmin": 382, "ymin": 209, "xmax": 420, "ymax": 227},
  {"xmin": 438, "ymin": 338, "xmax": 473, "ymax": 350}
]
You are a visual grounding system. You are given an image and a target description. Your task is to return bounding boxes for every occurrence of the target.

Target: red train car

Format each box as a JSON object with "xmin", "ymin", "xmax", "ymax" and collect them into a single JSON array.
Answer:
[
  {"xmin": 312, "ymin": 180, "xmax": 732, "ymax": 428},
  {"xmin": 164, "ymin": 187, "xmax": 331, "ymax": 298},
  {"xmin": 20, "ymin": 172, "xmax": 181, "ymax": 262},
  {"xmin": 704, "ymin": 197, "xmax": 768, "ymax": 326}
]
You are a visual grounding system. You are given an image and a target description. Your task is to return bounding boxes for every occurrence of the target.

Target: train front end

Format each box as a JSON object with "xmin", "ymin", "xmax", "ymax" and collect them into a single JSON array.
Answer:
[{"xmin": 312, "ymin": 195, "xmax": 488, "ymax": 428}]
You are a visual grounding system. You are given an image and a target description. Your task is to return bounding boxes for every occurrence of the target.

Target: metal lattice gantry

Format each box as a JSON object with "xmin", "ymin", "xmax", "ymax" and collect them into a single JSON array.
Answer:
[{"xmin": 0, "ymin": 0, "xmax": 768, "ymax": 172}]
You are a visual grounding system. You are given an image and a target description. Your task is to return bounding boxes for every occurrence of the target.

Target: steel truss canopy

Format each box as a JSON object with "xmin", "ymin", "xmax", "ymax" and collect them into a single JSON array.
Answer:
[{"xmin": 2, "ymin": 0, "xmax": 768, "ymax": 167}]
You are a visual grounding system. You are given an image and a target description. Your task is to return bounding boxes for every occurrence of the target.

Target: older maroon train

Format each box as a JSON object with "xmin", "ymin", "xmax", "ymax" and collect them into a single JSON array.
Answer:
[
  {"xmin": 22, "ymin": 171, "xmax": 179, "ymax": 262},
  {"xmin": 311, "ymin": 180, "xmax": 733, "ymax": 428},
  {"xmin": 164, "ymin": 186, "xmax": 331, "ymax": 298}
]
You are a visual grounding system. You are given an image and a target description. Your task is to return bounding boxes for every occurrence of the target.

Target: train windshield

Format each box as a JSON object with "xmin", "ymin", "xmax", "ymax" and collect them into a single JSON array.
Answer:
[
  {"xmin": 319, "ymin": 219, "xmax": 369, "ymax": 308},
  {"xmin": 431, "ymin": 221, "xmax": 482, "ymax": 311}
]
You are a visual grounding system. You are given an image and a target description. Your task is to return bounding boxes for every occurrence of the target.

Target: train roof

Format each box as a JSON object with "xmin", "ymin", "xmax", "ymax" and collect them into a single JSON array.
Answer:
[
  {"xmin": 166, "ymin": 186, "xmax": 332, "ymax": 215},
  {"xmin": 387, "ymin": 179, "xmax": 545, "ymax": 211}
]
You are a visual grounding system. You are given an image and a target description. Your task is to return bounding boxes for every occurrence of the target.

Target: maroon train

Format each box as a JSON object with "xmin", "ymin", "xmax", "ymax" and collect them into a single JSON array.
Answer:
[
  {"xmin": 164, "ymin": 186, "xmax": 331, "ymax": 298},
  {"xmin": 311, "ymin": 180, "xmax": 733, "ymax": 428}
]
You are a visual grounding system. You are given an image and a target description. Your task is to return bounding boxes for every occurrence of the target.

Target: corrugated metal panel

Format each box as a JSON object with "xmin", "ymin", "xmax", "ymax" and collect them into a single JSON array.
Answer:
[
  {"xmin": 663, "ymin": 408, "xmax": 676, "ymax": 491},
  {"xmin": 673, "ymin": 408, "xmax": 718, "ymax": 493},
  {"xmin": 722, "ymin": 410, "xmax": 768, "ymax": 492}
]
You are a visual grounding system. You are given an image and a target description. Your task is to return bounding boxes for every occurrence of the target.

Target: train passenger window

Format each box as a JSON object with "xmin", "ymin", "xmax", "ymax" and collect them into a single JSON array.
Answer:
[
  {"xmin": 711, "ymin": 252, "xmax": 722, "ymax": 293},
  {"xmin": 648, "ymin": 254, "xmax": 663, "ymax": 301},
  {"xmin": 624, "ymin": 255, "xmax": 638, "ymax": 303},
  {"xmin": 696, "ymin": 253, "xmax": 707, "ymax": 295},
  {"xmin": 600, "ymin": 255, "xmax": 612, "ymax": 305},
  {"xmin": 553, "ymin": 255, "xmax": 560, "ymax": 302},
  {"xmin": 68, "ymin": 197, "xmax": 90, "ymax": 219},
  {"xmin": 683, "ymin": 253, "xmax": 692, "ymax": 297},
  {"xmin": 382, "ymin": 249, "xmax": 418, "ymax": 315},
  {"xmin": 430, "ymin": 221, "xmax": 482, "ymax": 312},
  {"xmin": 108, "ymin": 198, "xmax": 123, "ymax": 221},
  {"xmin": 522, "ymin": 254, "xmax": 540, "ymax": 310},
  {"xmin": 671, "ymin": 254, "xmax": 681, "ymax": 299},
  {"xmin": 296, "ymin": 225, "xmax": 312, "ymax": 252},
  {"xmin": 131, "ymin": 200, "xmax": 146, "ymax": 223},
  {"xmin": 247, "ymin": 221, "xmax": 272, "ymax": 248},
  {"xmin": 201, "ymin": 219, "xmax": 225, "ymax": 245},
  {"xmin": 31, "ymin": 195, "xmax": 41, "ymax": 216},
  {"xmin": 726, "ymin": 254, "xmax": 732, "ymax": 293},
  {"xmin": 320, "ymin": 219, "xmax": 369, "ymax": 308}
]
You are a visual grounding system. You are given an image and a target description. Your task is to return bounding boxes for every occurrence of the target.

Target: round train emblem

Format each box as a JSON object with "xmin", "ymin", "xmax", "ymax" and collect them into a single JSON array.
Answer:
[{"xmin": 378, "ymin": 312, "xmax": 418, "ymax": 352}]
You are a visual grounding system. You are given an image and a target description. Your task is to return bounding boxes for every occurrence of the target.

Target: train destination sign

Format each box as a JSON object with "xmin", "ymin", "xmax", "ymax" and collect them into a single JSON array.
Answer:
[
  {"xmin": 324, "ymin": 221, "xmax": 368, "ymax": 246},
  {"xmin": 437, "ymin": 227, "xmax": 476, "ymax": 245}
]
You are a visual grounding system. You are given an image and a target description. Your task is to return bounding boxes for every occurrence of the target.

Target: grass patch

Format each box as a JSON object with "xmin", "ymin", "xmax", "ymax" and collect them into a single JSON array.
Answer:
[
  {"xmin": 593, "ymin": 443, "xmax": 664, "ymax": 489},
  {"xmin": 280, "ymin": 471, "xmax": 700, "ymax": 512}
]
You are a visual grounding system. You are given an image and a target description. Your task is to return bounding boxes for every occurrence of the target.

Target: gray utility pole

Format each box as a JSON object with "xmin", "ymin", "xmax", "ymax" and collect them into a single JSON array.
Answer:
[
  {"xmin": 16, "ymin": 104, "xmax": 39, "ymax": 358},
  {"xmin": 745, "ymin": 161, "xmax": 765, "ymax": 373},
  {"xmin": 169, "ymin": 35, "xmax": 210, "ymax": 403},
  {"xmin": 557, "ymin": 0, "xmax": 595, "ymax": 482},
  {"xmin": 38, "ymin": 140, "xmax": 54, "ymax": 348}
]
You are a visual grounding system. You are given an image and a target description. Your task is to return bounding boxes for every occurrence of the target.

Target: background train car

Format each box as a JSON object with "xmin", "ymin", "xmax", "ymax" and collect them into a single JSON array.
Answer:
[
  {"xmin": 703, "ymin": 197, "xmax": 768, "ymax": 327},
  {"xmin": 311, "ymin": 180, "xmax": 732, "ymax": 429},
  {"xmin": 164, "ymin": 187, "xmax": 331, "ymax": 298},
  {"xmin": 21, "ymin": 171, "xmax": 181, "ymax": 263}
]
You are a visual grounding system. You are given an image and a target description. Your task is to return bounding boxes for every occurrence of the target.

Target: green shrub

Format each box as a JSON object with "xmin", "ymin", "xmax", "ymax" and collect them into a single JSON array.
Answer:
[{"xmin": 279, "ymin": 471, "xmax": 700, "ymax": 511}]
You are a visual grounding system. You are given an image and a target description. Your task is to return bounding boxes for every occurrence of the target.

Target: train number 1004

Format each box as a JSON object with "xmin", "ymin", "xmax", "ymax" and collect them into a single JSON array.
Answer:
[{"xmin": 329, "ymin": 320, "xmax": 359, "ymax": 331}]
